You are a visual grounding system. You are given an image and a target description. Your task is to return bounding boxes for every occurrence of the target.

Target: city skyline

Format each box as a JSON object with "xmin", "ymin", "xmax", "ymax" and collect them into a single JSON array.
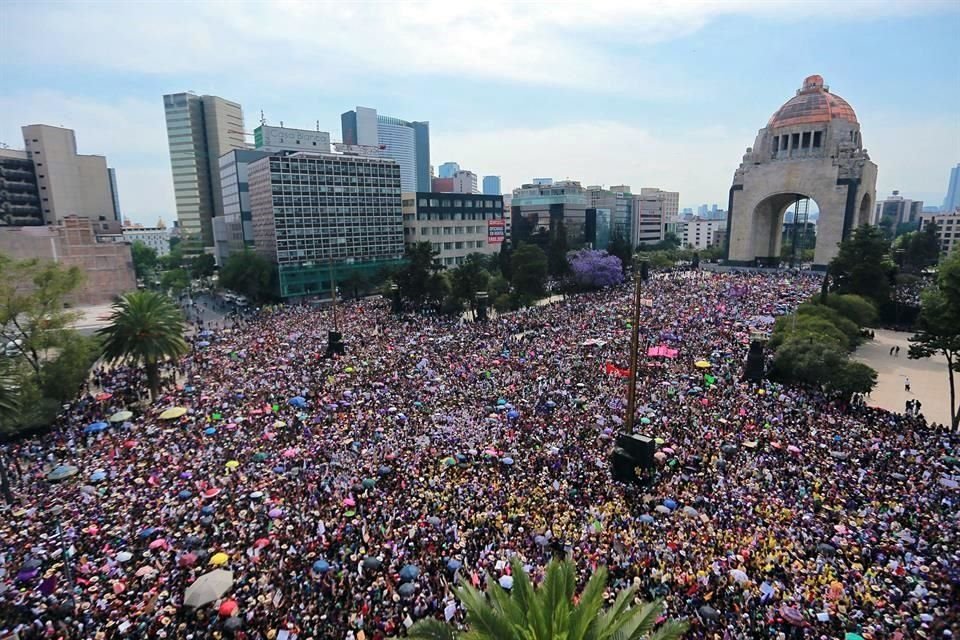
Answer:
[{"xmin": 1, "ymin": 1, "xmax": 958, "ymax": 225}]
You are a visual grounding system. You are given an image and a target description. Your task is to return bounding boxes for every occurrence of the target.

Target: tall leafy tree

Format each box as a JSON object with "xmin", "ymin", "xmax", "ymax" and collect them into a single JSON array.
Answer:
[
  {"xmin": 498, "ymin": 241, "xmax": 513, "ymax": 281},
  {"xmin": 511, "ymin": 243, "xmax": 548, "ymax": 299},
  {"xmin": 220, "ymin": 249, "xmax": 276, "ymax": 302},
  {"xmin": 608, "ymin": 233, "xmax": 633, "ymax": 275},
  {"xmin": 408, "ymin": 558, "xmax": 688, "ymax": 640},
  {"xmin": 828, "ymin": 225, "xmax": 894, "ymax": 308},
  {"xmin": 451, "ymin": 253, "xmax": 492, "ymax": 316},
  {"xmin": 396, "ymin": 242, "xmax": 444, "ymax": 309},
  {"xmin": 909, "ymin": 251, "xmax": 960, "ymax": 431},
  {"xmin": 548, "ymin": 220, "xmax": 571, "ymax": 277},
  {"xmin": 190, "ymin": 253, "xmax": 217, "ymax": 280},
  {"xmin": 97, "ymin": 291, "xmax": 188, "ymax": 399},
  {"xmin": 130, "ymin": 241, "xmax": 159, "ymax": 280},
  {"xmin": 568, "ymin": 249, "xmax": 624, "ymax": 290},
  {"xmin": 0, "ymin": 257, "xmax": 84, "ymax": 374}
]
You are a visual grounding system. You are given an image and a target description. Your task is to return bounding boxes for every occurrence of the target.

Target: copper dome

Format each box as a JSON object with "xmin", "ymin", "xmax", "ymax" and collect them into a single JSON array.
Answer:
[{"xmin": 767, "ymin": 75, "xmax": 858, "ymax": 128}]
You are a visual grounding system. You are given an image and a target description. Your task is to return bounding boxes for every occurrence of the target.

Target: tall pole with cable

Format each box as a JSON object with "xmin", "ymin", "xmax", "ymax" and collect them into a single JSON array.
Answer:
[{"xmin": 625, "ymin": 260, "xmax": 648, "ymax": 432}]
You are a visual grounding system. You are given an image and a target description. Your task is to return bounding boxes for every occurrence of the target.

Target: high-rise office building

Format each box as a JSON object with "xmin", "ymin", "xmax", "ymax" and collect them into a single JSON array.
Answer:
[
  {"xmin": 453, "ymin": 170, "xmax": 478, "ymax": 194},
  {"xmin": 247, "ymin": 150, "xmax": 405, "ymax": 298},
  {"xmin": 438, "ymin": 162, "xmax": 460, "ymax": 178},
  {"xmin": 254, "ymin": 124, "xmax": 330, "ymax": 153},
  {"xmin": 213, "ymin": 149, "xmax": 271, "ymax": 265},
  {"xmin": 21, "ymin": 124, "xmax": 118, "ymax": 225},
  {"xmin": 633, "ymin": 188, "xmax": 679, "ymax": 247},
  {"xmin": 162, "ymin": 92, "xmax": 247, "ymax": 247},
  {"xmin": 482, "ymin": 175, "xmax": 501, "ymax": 195},
  {"xmin": 402, "ymin": 192, "xmax": 505, "ymax": 267},
  {"xmin": 943, "ymin": 163, "xmax": 960, "ymax": 212},
  {"xmin": 340, "ymin": 107, "xmax": 430, "ymax": 192}
]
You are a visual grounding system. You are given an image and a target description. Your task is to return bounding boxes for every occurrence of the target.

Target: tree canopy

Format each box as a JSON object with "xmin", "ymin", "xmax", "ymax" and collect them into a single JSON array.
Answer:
[
  {"xmin": 511, "ymin": 243, "xmax": 548, "ymax": 300},
  {"xmin": 828, "ymin": 225, "xmax": 893, "ymax": 308},
  {"xmin": 130, "ymin": 241, "xmax": 158, "ymax": 280},
  {"xmin": 220, "ymin": 249, "xmax": 276, "ymax": 303},
  {"xmin": 568, "ymin": 249, "xmax": 624, "ymax": 290}
]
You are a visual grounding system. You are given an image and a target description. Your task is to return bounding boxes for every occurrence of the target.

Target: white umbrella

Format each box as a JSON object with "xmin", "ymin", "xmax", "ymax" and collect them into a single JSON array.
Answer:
[
  {"xmin": 184, "ymin": 569, "xmax": 234, "ymax": 608},
  {"xmin": 730, "ymin": 569, "xmax": 749, "ymax": 584}
]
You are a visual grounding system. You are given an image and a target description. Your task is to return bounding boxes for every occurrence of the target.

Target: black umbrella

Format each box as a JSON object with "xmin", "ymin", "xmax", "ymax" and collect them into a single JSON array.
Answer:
[
  {"xmin": 362, "ymin": 557, "xmax": 382, "ymax": 570},
  {"xmin": 698, "ymin": 605, "xmax": 720, "ymax": 622},
  {"xmin": 817, "ymin": 543, "xmax": 836, "ymax": 556},
  {"xmin": 721, "ymin": 444, "xmax": 737, "ymax": 455},
  {"xmin": 224, "ymin": 617, "xmax": 242, "ymax": 632},
  {"xmin": 398, "ymin": 582, "xmax": 416, "ymax": 598},
  {"xmin": 184, "ymin": 535, "xmax": 204, "ymax": 548}
]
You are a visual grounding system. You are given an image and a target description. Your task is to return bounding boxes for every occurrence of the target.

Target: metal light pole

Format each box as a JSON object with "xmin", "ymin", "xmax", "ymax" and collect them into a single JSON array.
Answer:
[
  {"xmin": 625, "ymin": 261, "xmax": 648, "ymax": 432},
  {"xmin": 50, "ymin": 505, "xmax": 75, "ymax": 609}
]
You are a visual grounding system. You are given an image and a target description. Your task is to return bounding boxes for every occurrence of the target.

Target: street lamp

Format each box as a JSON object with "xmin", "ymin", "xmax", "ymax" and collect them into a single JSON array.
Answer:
[
  {"xmin": 475, "ymin": 291, "xmax": 489, "ymax": 322},
  {"xmin": 49, "ymin": 504, "xmax": 75, "ymax": 610},
  {"xmin": 625, "ymin": 260, "xmax": 649, "ymax": 432}
]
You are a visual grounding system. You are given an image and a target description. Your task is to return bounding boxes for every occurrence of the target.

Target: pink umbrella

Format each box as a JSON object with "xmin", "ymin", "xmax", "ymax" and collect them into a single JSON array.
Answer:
[
  {"xmin": 178, "ymin": 553, "xmax": 198, "ymax": 567},
  {"xmin": 263, "ymin": 432, "xmax": 276, "ymax": 441},
  {"xmin": 282, "ymin": 448, "xmax": 298, "ymax": 459},
  {"xmin": 662, "ymin": 447, "xmax": 675, "ymax": 455},
  {"xmin": 268, "ymin": 508, "xmax": 283, "ymax": 518},
  {"xmin": 202, "ymin": 488, "xmax": 221, "ymax": 499},
  {"xmin": 771, "ymin": 442, "xmax": 782, "ymax": 449},
  {"xmin": 254, "ymin": 538, "xmax": 271, "ymax": 549},
  {"xmin": 787, "ymin": 445, "xmax": 801, "ymax": 454},
  {"xmin": 225, "ymin": 423, "xmax": 237, "ymax": 430},
  {"xmin": 343, "ymin": 497, "xmax": 356, "ymax": 507},
  {"xmin": 113, "ymin": 581, "xmax": 126, "ymax": 594},
  {"xmin": 135, "ymin": 565, "xmax": 157, "ymax": 577},
  {"xmin": 148, "ymin": 538, "xmax": 168, "ymax": 550}
]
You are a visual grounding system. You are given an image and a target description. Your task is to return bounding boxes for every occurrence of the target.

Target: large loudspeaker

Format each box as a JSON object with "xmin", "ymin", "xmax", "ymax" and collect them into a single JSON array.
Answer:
[
  {"xmin": 611, "ymin": 448, "xmax": 643, "ymax": 484},
  {"xmin": 743, "ymin": 340, "xmax": 765, "ymax": 380},
  {"xmin": 326, "ymin": 331, "xmax": 345, "ymax": 358},
  {"xmin": 616, "ymin": 434, "xmax": 655, "ymax": 468}
]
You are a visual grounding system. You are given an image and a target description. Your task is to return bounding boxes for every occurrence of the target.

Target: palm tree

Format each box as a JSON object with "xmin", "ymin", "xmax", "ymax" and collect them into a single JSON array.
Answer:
[
  {"xmin": 408, "ymin": 558, "xmax": 688, "ymax": 640},
  {"xmin": 97, "ymin": 291, "xmax": 188, "ymax": 400},
  {"xmin": 0, "ymin": 355, "xmax": 20, "ymax": 504}
]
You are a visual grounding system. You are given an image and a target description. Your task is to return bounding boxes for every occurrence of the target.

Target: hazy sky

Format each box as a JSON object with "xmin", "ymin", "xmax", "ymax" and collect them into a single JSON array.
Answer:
[{"xmin": 2, "ymin": 1, "xmax": 958, "ymax": 225}]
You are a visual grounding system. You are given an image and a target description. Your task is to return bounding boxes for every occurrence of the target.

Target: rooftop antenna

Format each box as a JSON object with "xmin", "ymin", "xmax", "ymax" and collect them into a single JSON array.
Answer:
[
  {"xmin": 316, "ymin": 120, "xmax": 320, "ymax": 132},
  {"xmin": 280, "ymin": 120, "xmax": 284, "ymax": 128},
  {"xmin": 260, "ymin": 110, "xmax": 266, "ymax": 126}
]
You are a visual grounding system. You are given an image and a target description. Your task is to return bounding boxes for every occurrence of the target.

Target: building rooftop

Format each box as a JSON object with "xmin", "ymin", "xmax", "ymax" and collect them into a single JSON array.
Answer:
[{"xmin": 767, "ymin": 75, "xmax": 858, "ymax": 128}]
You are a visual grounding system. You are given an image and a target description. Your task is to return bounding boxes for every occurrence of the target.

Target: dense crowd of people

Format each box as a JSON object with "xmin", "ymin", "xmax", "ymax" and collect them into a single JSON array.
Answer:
[{"xmin": 1, "ymin": 270, "xmax": 957, "ymax": 639}]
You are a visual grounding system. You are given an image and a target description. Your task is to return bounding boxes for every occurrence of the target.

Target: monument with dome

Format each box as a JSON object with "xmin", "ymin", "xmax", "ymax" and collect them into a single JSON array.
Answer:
[{"xmin": 725, "ymin": 74, "xmax": 878, "ymax": 269}]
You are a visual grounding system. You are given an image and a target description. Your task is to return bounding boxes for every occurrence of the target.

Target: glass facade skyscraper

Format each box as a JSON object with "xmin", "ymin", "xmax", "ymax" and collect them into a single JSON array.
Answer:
[
  {"xmin": 482, "ymin": 175, "xmax": 501, "ymax": 195},
  {"xmin": 162, "ymin": 92, "xmax": 246, "ymax": 247},
  {"xmin": 943, "ymin": 163, "xmax": 960, "ymax": 212},
  {"xmin": 340, "ymin": 107, "xmax": 430, "ymax": 194},
  {"xmin": 438, "ymin": 162, "xmax": 459, "ymax": 178}
]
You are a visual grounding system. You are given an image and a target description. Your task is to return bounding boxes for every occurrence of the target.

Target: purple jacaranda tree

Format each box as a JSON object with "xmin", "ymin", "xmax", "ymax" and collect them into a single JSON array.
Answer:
[{"xmin": 567, "ymin": 249, "xmax": 624, "ymax": 289}]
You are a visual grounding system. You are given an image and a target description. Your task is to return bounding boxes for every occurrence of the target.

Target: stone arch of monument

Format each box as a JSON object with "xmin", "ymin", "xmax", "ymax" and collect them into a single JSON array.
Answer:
[{"xmin": 725, "ymin": 75, "xmax": 878, "ymax": 269}]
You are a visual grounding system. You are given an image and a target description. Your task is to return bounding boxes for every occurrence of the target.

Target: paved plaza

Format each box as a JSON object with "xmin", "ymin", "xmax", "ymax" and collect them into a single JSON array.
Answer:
[{"xmin": 853, "ymin": 328, "xmax": 953, "ymax": 427}]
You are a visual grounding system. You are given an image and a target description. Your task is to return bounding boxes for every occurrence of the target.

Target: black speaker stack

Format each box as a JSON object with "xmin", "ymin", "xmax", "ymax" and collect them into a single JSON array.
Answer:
[
  {"xmin": 611, "ymin": 434, "xmax": 655, "ymax": 485},
  {"xmin": 325, "ymin": 331, "xmax": 345, "ymax": 358},
  {"xmin": 743, "ymin": 340, "xmax": 765, "ymax": 381}
]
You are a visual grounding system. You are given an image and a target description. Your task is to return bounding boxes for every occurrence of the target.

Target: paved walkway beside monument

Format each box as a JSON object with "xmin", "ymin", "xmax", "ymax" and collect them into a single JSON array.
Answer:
[{"xmin": 853, "ymin": 328, "xmax": 953, "ymax": 427}]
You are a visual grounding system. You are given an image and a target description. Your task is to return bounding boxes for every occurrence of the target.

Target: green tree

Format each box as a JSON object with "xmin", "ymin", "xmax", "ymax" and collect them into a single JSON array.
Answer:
[
  {"xmin": 160, "ymin": 268, "xmax": 190, "ymax": 294},
  {"xmin": 408, "ymin": 558, "xmax": 688, "ymax": 640},
  {"xmin": 608, "ymin": 233, "xmax": 633, "ymax": 275},
  {"xmin": 0, "ymin": 356, "xmax": 19, "ymax": 417},
  {"xmin": 159, "ymin": 245, "xmax": 184, "ymax": 271},
  {"xmin": 498, "ymin": 241, "xmax": 513, "ymax": 281},
  {"xmin": 828, "ymin": 361, "xmax": 878, "ymax": 399},
  {"xmin": 511, "ymin": 243, "xmax": 548, "ymax": 299},
  {"xmin": 0, "ymin": 257, "xmax": 84, "ymax": 375},
  {"xmin": 190, "ymin": 253, "xmax": 217, "ymax": 280},
  {"xmin": 769, "ymin": 314, "xmax": 851, "ymax": 352},
  {"xmin": 40, "ymin": 335, "xmax": 100, "ymax": 404},
  {"xmin": 339, "ymin": 270, "xmax": 371, "ymax": 300},
  {"xmin": 828, "ymin": 225, "xmax": 893, "ymax": 308},
  {"xmin": 97, "ymin": 291, "xmax": 188, "ymax": 400},
  {"xmin": 219, "ymin": 249, "xmax": 276, "ymax": 303},
  {"xmin": 396, "ymin": 242, "xmax": 444, "ymax": 309},
  {"xmin": 131, "ymin": 241, "xmax": 158, "ymax": 280},
  {"xmin": 548, "ymin": 221, "xmax": 571, "ymax": 277},
  {"xmin": 909, "ymin": 251, "xmax": 960, "ymax": 431},
  {"xmin": 451, "ymin": 253, "xmax": 492, "ymax": 317},
  {"xmin": 822, "ymin": 293, "xmax": 878, "ymax": 327}
]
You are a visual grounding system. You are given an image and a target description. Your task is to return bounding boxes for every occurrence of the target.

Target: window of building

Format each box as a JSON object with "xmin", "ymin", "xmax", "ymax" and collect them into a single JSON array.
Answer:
[
  {"xmin": 454, "ymin": 200, "xmax": 463, "ymax": 208},
  {"xmin": 813, "ymin": 131, "xmax": 823, "ymax": 148},
  {"xmin": 429, "ymin": 198, "xmax": 439, "ymax": 207},
  {"xmin": 791, "ymin": 133, "xmax": 800, "ymax": 149},
  {"xmin": 443, "ymin": 242, "xmax": 453, "ymax": 250},
  {"xmin": 772, "ymin": 136, "xmax": 779, "ymax": 153},
  {"xmin": 801, "ymin": 132, "xmax": 811, "ymax": 149}
]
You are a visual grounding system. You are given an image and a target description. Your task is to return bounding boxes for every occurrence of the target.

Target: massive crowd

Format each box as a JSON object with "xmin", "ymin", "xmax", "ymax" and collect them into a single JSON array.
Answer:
[{"xmin": 1, "ymin": 270, "xmax": 957, "ymax": 640}]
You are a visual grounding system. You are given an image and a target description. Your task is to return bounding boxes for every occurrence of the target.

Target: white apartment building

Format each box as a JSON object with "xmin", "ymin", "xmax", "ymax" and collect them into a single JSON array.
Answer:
[
  {"xmin": 453, "ymin": 170, "xmax": 479, "ymax": 194},
  {"xmin": 123, "ymin": 223, "xmax": 171, "ymax": 257},
  {"xmin": 919, "ymin": 211, "xmax": 960, "ymax": 256},
  {"xmin": 254, "ymin": 124, "xmax": 330, "ymax": 153},
  {"xmin": 681, "ymin": 217, "xmax": 727, "ymax": 250},
  {"xmin": 402, "ymin": 192, "xmax": 505, "ymax": 267},
  {"xmin": 632, "ymin": 188, "xmax": 678, "ymax": 247}
]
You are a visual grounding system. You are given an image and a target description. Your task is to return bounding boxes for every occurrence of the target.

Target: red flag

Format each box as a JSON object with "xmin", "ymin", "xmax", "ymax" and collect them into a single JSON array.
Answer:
[{"xmin": 604, "ymin": 362, "xmax": 630, "ymax": 377}]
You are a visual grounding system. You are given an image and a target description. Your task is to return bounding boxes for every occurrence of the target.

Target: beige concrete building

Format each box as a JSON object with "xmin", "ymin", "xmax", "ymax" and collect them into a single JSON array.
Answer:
[
  {"xmin": 727, "ymin": 75, "xmax": 877, "ymax": 268},
  {"xmin": 0, "ymin": 216, "xmax": 136, "ymax": 305},
  {"xmin": 163, "ymin": 92, "xmax": 247, "ymax": 248},
  {"xmin": 402, "ymin": 192, "xmax": 505, "ymax": 267},
  {"xmin": 632, "ymin": 188, "xmax": 678, "ymax": 247},
  {"xmin": 21, "ymin": 124, "xmax": 118, "ymax": 225},
  {"xmin": 681, "ymin": 216, "xmax": 727, "ymax": 250},
  {"xmin": 918, "ymin": 211, "xmax": 960, "ymax": 256}
]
